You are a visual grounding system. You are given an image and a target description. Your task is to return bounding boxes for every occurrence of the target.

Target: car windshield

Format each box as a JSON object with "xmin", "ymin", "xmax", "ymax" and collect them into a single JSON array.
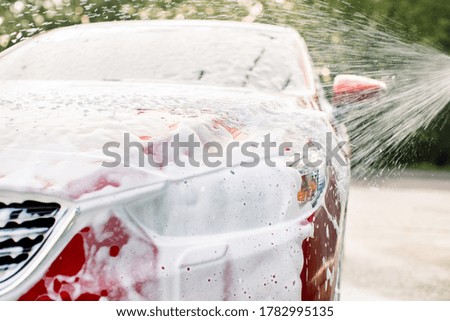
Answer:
[{"xmin": 0, "ymin": 22, "xmax": 308, "ymax": 93}]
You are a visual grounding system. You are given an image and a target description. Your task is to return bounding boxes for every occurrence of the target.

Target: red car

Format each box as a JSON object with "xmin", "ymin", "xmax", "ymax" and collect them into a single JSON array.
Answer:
[{"xmin": 0, "ymin": 20, "xmax": 382, "ymax": 300}]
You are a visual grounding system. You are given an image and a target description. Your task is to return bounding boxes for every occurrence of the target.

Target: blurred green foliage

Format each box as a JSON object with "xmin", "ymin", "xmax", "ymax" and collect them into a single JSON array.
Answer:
[
  {"xmin": 323, "ymin": 0, "xmax": 450, "ymax": 52},
  {"xmin": 322, "ymin": 0, "xmax": 450, "ymax": 169},
  {"xmin": 0, "ymin": 0, "xmax": 448, "ymax": 168}
]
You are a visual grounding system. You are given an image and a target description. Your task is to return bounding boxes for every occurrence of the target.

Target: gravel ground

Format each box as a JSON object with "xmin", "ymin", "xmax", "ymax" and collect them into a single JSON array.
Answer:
[{"xmin": 340, "ymin": 170, "xmax": 450, "ymax": 300}]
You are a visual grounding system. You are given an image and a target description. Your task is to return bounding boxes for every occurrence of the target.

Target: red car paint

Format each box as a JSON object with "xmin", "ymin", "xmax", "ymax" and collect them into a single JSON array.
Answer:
[{"xmin": 20, "ymin": 216, "xmax": 159, "ymax": 301}]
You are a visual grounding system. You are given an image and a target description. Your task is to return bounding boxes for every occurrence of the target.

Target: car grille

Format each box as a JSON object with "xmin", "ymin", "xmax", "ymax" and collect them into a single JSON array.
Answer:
[{"xmin": 0, "ymin": 201, "xmax": 61, "ymax": 283}]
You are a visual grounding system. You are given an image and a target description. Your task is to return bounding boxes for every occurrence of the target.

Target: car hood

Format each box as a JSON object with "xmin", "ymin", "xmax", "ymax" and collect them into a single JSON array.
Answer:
[{"xmin": 0, "ymin": 80, "xmax": 331, "ymax": 201}]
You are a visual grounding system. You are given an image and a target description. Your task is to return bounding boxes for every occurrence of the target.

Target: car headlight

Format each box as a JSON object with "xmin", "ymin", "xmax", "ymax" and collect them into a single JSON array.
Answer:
[
  {"xmin": 297, "ymin": 168, "xmax": 326, "ymax": 207},
  {"xmin": 286, "ymin": 156, "xmax": 326, "ymax": 209}
]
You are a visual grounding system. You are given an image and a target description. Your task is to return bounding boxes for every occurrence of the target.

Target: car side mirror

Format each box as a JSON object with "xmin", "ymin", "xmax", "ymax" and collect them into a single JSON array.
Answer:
[{"xmin": 332, "ymin": 74, "xmax": 387, "ymax": 106}]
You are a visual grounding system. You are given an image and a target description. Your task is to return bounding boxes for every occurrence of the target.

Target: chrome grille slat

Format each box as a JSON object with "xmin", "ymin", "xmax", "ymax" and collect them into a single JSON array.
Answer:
[
  {"xmin": 0, "ymin": 228, "xmax": 49, "ymax": 239},
  {"xmin": 0, "ymin": 209, "xmax": 58, "ymax": 224},
  {"xmin": 0, "ymin": 247, "xmax": 27, "ymax": 256}
]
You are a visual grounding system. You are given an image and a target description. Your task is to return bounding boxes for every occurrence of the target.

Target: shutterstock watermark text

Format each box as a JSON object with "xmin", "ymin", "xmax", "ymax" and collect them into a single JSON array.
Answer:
[{"xmin": 101, "ymin": 132, "xmax": 347, "ymax": 168}]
